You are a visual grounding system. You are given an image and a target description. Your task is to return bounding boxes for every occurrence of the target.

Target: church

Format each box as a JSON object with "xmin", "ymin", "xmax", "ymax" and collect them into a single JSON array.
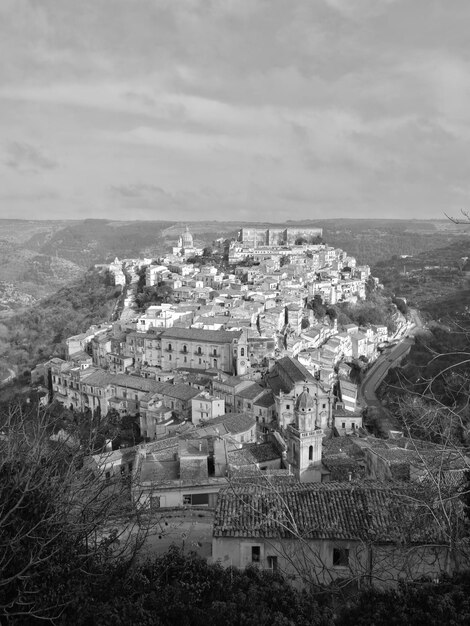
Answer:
[{"xmin": 172, "ymin": 226, "xmax": 203, "ymax": 258}]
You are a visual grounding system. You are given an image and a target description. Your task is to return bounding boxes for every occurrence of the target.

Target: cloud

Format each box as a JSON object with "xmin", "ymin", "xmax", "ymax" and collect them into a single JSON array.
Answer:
[
  {"xmin": 111, "ymin": 183, "xmax": 176, "ymax": 200},
  {"xmin": 4, "ymin": 141, "xmax": 58, "ymax": 173}
]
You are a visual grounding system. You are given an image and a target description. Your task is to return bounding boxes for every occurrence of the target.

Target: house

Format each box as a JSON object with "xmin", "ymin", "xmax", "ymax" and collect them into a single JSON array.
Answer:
[
  {"xmin": 133, "ymin": 438, "xmax": 226, "ymax": 510},
  {"xmin": 338, "ymin": 378, "xmax": 359, "ymax": 413},
  {"xmin": 191, "ymin": 391, "xmax": 225, "ymax": 426},
  {"xmin": 212, "ymin": 482, "xmax": 463, "ymax": 588},
  {"xmin": 159, "ymin": 327, "xmax": 242, "ymax": 374},
  {"xmin": 332, "ymin": 406, "xmax": 363, "ymax": 435},
  {"xmin": 212, "ymin": 376, "xmax": 254, "ymax": 413}
]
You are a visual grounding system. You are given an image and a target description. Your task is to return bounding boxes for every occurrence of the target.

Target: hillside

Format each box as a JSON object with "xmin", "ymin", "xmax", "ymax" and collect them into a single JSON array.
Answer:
[
  {"xmin": 1, "ymin": 217, "xmax": 468, "ymax": 310},
  {"xmin": 0, "ymin": 268, "xmax": 121, "ymax": 374},
  {"xmin": 373, "ymin": 239, "xmax": 470, "ymax": 320}
]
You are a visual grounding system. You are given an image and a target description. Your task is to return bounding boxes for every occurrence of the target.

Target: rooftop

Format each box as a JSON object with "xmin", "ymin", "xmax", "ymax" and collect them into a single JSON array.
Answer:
[
  {"xmin": 203, "ymin": 412, "xmax": 256, "ymax": 435},
  {"xmin": 161, "ymin": 327, "xmax": 242, "ymax": 344},
  {"xmin": 214, "ymin": 482, "xmax": 447, "ymax": 543},
  {"xmin": 276, "ymin": 356, "xmax": 316, "ymax": 385}
]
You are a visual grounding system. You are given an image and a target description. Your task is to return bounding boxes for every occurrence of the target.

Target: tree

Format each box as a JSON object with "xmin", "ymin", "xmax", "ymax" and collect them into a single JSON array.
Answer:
[
  {"xmin": 444, "ymin": 209, "xmax": 470, "ymax": 224},
  {"xmin": 0, "ymin": 403, "xmax": 154, "ymax": 622}
]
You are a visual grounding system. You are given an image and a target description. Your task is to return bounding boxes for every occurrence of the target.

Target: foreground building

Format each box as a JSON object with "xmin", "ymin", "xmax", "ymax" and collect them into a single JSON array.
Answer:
[{"xmin": 212, "ymin": 482, "xmax": 465, "ymax": 588}]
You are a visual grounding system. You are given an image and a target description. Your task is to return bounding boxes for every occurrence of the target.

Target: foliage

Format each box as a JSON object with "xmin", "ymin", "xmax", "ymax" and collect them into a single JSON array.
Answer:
[
  {"xmin": 47, "ymin": 546, "xmax": 333, "ymax": 626},
  {"xmin": 0, "ymin": 269, "xmax": 119, "ymax": 372},
  {"xmin": 0, "ymin": 404, "xmax": 149, "ymax": 623},
  {"xmin": 379, "ymin": 325, "xmax": 470, "ymax": 445},
  {"xmin": 135, "ymin": 283, "xmax": 174, "ymax": 311},
  {"xmin": 373, "ymin": 238, "xmax": 470, "ymax": 322},
  {"xmin": 308, "ymin": 295, "xmax": 326, "ymax": 319},
  {"xmin": 337, "ymin": 573, "xmax": 470, "ymax": 626}
]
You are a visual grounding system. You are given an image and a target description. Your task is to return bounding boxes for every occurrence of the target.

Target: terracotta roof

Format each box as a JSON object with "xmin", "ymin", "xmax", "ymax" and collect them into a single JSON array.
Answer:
[
  {"xmin": 236, "ymin": 383, "xmax": 265, "ymax": 401},
  {"xmin": 214, "ymin": 482, "xmax": 447, "ymax": 543},
  {"xmin": 274, "ymin": 356, "xmax": 316, "ymax": 385},
  {"xmin": 179, "ymin": 457, "xmax": 209, "ymax": 481},
  {"xmin": 161, "ymin": 327, "xmax": 242, "ymax": 343},
  {"xmin": 253, "ymin": 392, "xmax": 275, "ymax": 408},
  {"xmin": 162, "ymin": 383, "xmax": 200, "ymax": 402},
  {"xmin": 203, "ymin": 412, "xmax": 256, "ymax": 435}
]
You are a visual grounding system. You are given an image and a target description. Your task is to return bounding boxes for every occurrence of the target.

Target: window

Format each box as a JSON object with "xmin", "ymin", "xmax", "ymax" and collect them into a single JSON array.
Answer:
[
  {"xmin": 322, "ymin": 403, "xmax": 326, "ymax": 409},
  {"xmin": 183, "ymin": 493, "xmax": 210, "ymax": 506},
  {"xmin": 352, "ymin": 422, "xmax": 356, "ymax": 430},
  {"xmin": 199, "ymin": 358, "xmax": 202, "ymax": 365},
  {"xmin": 168, "ymin": 343, "xmax": 172, "ymax": 351},
  {"xmin": 333, "ymin": 548, "xmax": 349, "ymax": 567},
  {"xmin": 267, "ymin": 556, "xmax": 278, "ymax": 571},
  {"xmin": 183, "ymin": 344, "xmax": 187, "ymax": 353},
  {"xmin": 286, "ymin": 404, "xmax": 290, "ymax": 410},
  {"xmin": 213, "ymin": 359, "xmax": 217, "ymax": 367},
  {"xmin": 308, "ymin": 445, "xmax": 313, "ymax": 461},
  {"xmin": 184, "ymin": 356, "xmax": 187, "ymax": 363},
  {"xmin": 342, "ymin": 422, "xmax": 346, "ymax": 429},
  {"xmin": 240, "ymin": 347, "xmax": 245, "ymax": 356},
  {"xmin": 169, "ymin": 354, "xmax": 172, "ymax": 361},
  {"xmin": 197, "ymin": 346, "xmax": 202, "ymax": 355},
  {"xmin": 251, "ymin": 546, "xmax": 261, "ymax": 563}
]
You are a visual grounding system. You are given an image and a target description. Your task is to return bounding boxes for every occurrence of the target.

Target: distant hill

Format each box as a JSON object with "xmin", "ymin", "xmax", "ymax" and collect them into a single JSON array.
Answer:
[
  {"xmin": 1, "ymin": 218, "xmax": 468, "ymax": 303},
  {"xmin": 373, "ymin": 239, "xmax": 470, "ymax": 320}
]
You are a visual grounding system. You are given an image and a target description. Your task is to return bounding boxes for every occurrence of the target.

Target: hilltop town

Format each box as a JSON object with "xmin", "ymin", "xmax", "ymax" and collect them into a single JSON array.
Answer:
[{"xmin": 23, "ymin": 225, "xmax": 469, "ymax": 588}]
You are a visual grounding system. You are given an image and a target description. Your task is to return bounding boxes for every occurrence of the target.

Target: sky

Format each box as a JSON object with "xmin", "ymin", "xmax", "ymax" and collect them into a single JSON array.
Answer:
[{"xmin": 1, "ymin": 0, "xmax": 470, "ymax": 222}]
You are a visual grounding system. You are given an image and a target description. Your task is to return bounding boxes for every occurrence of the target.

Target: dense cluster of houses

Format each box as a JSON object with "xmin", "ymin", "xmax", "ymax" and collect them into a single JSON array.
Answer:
[{"xmin": 39, "ymin": 226, "xmax": 467, "ymax": 588}]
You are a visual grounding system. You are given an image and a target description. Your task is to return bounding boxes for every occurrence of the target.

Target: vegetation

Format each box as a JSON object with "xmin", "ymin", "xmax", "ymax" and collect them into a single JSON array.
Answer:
[
  {"xmin": 134, "ymin": 267, "xmax": 175, "ymax": 311},
  {"xmin": 0, "ymin": 404, "xmax": 151, "ymax": 624},
  {"xmin": 373, "ymin": 239, "xmax": 470, "ymax": 321},
  {"xmin": 308, "ymin": 291, "xmax": 400, "ymax": 333},
  {"xmin": 0, "ymin": 268, "xmax": 120, "ymax": 374},
  {"xmin": 379, "ymin": 324, "xmax": 470, "ymax": 445}
]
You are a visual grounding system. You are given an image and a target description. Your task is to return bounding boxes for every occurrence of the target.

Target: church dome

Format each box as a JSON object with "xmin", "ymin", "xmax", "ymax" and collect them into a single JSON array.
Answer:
[
  {"xmin": 181, "ymin": 226, "xmax": 194, "ymax": 248},
  {"xmin": 295, "ymin": 389, "xmax": 315, "ymax": 412}
]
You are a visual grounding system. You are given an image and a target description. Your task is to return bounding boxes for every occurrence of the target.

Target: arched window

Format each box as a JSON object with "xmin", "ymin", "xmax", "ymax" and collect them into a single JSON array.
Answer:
[
  {"xmin": 197, "ymin": 346, "xmax": 202, "ymax": 355},
  {"xmin": 308, "ymin": 445, "xmax": 313, "ymax": 461},
  {"xmin": 241, "ymin": 347, "xmax": 245, "ymax": 356},
  {"xmin": 168, "ymin": 343, "xmax": 172, "ymax": 351},
  {"xmin": 183, "ymin": 344, "xmax": 187, "ymax": 353}
]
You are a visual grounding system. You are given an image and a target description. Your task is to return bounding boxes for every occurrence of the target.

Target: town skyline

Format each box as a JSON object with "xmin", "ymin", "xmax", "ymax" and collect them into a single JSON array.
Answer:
[{"xmin": 2, "ymin": 1, "xmax": 470, "ymax": 222}]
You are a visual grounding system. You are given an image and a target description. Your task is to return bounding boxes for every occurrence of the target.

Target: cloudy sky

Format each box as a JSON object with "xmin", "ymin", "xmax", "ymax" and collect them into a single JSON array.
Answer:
[{"xmin": 1, "ymin": 0, "xmax": 469, "ymax": 222}]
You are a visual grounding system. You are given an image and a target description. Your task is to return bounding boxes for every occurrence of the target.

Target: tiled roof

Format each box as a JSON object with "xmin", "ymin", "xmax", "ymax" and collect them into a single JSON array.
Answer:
[
  {"xmin": 322, "ymin": 457, "xmax": 366, "ymax": 482},
  {"xmin": 253, "ymin": 392, "xmax": 275, "ymax": 408},
  {"xmin": 236, "ymin": 383, "xmax": 265, "ymax": 401},
  {"xmin": 203, "ymin": 412, "xmax": 256, "ymax": 435},
  {"xmin": 178, "ymin": 439, "xmax": 209, "ymax": 457},
  {"xmin": 214, "ymin": 482, "xmax": 446, "ymax": 543},
  {"xmin": 162, "ymin": 383, "xmax": 200, "ymax": 402},
  {"xmin": 228, "ymin": 443, "xmax": 281, "ymax": 468},
  {"xmin": 161, "ymin": 327, "xmax": 242, "ymax": 343},
  {"xmin": 243, "ymin": 442, "xmax": 281, "ymax": 463},
  {"xmin": 179, "ymin": 457, "xmax": 209, "ymax": 481},
  {"xmin": 275, "ymin": 356, "xmax": 316, "ymax": 384}
]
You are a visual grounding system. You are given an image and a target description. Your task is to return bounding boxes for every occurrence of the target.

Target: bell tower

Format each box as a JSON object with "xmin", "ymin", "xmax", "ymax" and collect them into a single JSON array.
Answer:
[{"xmin": 286, "ymin": 386, "xmax": 323, "ymax": 481}]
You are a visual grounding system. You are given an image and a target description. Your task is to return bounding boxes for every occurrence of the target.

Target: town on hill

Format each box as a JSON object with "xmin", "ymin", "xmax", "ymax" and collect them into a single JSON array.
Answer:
[{"xmin": 20, "ymin": 223, "xmax": 469, "ymax": 591}]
